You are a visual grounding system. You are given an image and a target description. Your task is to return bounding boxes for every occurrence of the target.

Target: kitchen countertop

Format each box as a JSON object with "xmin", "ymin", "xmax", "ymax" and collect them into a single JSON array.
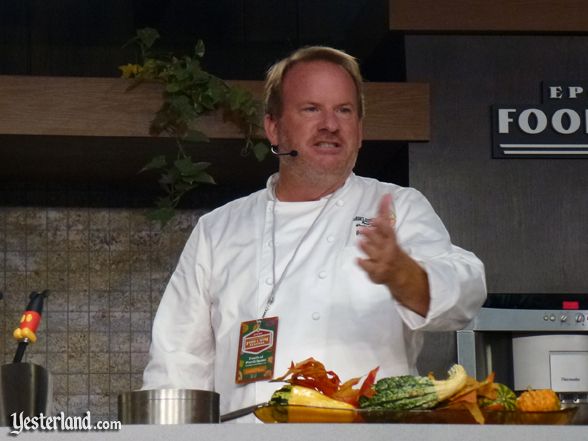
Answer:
[{"xmin": 6, "ymin": 423, "xmax": 587, "ymax": 440}]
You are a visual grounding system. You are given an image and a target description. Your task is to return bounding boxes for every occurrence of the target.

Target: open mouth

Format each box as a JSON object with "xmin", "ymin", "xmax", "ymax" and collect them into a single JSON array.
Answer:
[{"xmin": 314, "ymin": 141, "xmax": 341, "ymax": 149}]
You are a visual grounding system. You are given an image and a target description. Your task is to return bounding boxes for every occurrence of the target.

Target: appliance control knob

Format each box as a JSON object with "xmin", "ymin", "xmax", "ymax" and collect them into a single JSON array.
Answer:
[
  {"xmin": 561, "ymin": 315, "xmax": 568, "ymax": 322},
  {"xmin": 550, "ymin": 314, "xmax": 556, "ymax": 321},
  {"xmin": 576, "ymin": 314, "xmax": 585, "ymax": 323}
]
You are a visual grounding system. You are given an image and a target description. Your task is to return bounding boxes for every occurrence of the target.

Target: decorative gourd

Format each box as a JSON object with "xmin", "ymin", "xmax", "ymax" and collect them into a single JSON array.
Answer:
[
  {"xmin": 478, "ymin": 383, "xmax": 517, "ymax": 411},
  {"xmin": 358, "ymin": 364, "xmax": 468, "ymax": 410},
  {"xmin": 516, "ymin": 389, "xmax": 560, "ymax": 412},
  {"xmin": 269, "ymin": 385, "xmax": 355, "ymax": 409}
]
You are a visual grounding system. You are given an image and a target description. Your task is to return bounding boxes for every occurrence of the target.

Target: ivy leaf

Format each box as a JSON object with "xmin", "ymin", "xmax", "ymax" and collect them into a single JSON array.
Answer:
[
  {"xmin": 137, "ymin": 28, "xmax": 160, "ymax": 49},
  {"xmin": 174, "ymin": 159, "xmax": 211, "ymax": 177},
  {"xmin": 169, "ymin": 95, "xmax": 196, "ymax": 118},
  {"xmin": 253, "ymin": 142, "xmax": 270, "ymax": 162},
  {"xmin": 175, "ymin": 181, "xmax": 198, "ymax": 193},
  {"xmin": 185, "ymin": 130, "xmax": 209, "ymax": 143},
  {"xmin": 159, "ymin": 171, "xmax": 178, "ymax": 185},
  {"xmin": 200, "ymin": 91, "xmax": 218, "ymax": 110},
  {"xmin": 173, "ymin": 64, "xmax": 191, "ymax": 82},
  {"xmin": 124, "ymin": 28, "xmax": 269, "ymax": 226},
  {"xmin": 228, "ymin": 87, "xmax": 249, "ymax": 111},
  {"xmin": 146, "ymin": 207, "xmax": 175, "ymax": 225},
  {"xmin": 207, "ymin": 81, "xmax": 226, "ymax": 104},
  {"xmin": 194, "ymin": 39, "xmax": 205, "ymax": 58},
  {"xmin": 155, "ymin": 196, "xmax": 174, "ymax": 208},
  {"xmin": 192, "ymin": 171, "xmax": 216, "ymax": 185},
  {"xmin": 191, "ymin": 67, "xmax": 209, "ymax": 84},
  {"xmin": 166, "ymin": 82, "xmax": 181, "ymax": 93},
  {"xmin": 139, "ymin": 155, "xmax": 167, "ymax": 173}
]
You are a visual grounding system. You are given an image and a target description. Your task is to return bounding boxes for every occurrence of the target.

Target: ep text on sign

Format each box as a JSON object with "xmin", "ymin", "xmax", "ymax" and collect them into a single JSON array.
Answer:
[{"xmin": 492, "ymin": 82, "xmax": 588, "ymax": 158}]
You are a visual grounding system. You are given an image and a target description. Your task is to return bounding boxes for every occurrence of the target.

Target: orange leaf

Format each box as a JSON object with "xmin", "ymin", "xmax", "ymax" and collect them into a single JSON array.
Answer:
[
  {"xmin": 273, "ymin": 358, "xmax": 378, "ymax": 407},
  {"xmin": 461, "ymin": 402, "xmax": 486, "ymax": 425},
  {"xmin": 272, "ymin": 358, "xmax": 341, "ymax": 396},
  {"xmin": 450, "ymin": 389, "xmax": 478, "ymax": 404},
  {"xmin": 358, "ymin": 366, "xmax": 380, "ymax": 399},
  {"xmin": 442, "ymin": 401, "xmax": 485, "ymax": 424}
]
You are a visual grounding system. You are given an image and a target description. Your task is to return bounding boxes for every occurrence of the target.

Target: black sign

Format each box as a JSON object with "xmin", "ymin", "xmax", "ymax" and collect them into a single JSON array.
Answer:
[{"xmin": 492, "ymin": 82, "xmax": 588, "ymax": 158}]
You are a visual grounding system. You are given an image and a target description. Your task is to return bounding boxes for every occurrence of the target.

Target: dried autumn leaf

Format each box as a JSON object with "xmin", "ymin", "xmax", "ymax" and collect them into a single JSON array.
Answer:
[
  {"xmin": 273, "ymin": 358, "xmax": 379, "ymax": 407},
  {"xmin": 272, "ymin": 358, "xmax": 342, "ymax": 396},
  {"xmin": 448, "ymin": 372, "xmax": 495, "ymax": 403},
  {"xmin": 443, "ymin": 401, "xmax": 486, "ymax": 424},
  {"xmin": 331, "ymin": 367, "xmax": 379, "ymax": 406},
  {"xmin": 449, "ymin": 389, "xmax": 478, "ymax": 404},
  {"xmin": 439, "ymin": 372, "xmax": 497, "ymax": 424},
  {"xmin": 331, "ymin": 378, "xmax": 361, "ymax": 405}
]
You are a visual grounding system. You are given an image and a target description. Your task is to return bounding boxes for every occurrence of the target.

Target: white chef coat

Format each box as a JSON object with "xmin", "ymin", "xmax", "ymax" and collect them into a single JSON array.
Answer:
[{"xmin": 142, "ymin": 173, "xmax": 487, "ymax": 419}]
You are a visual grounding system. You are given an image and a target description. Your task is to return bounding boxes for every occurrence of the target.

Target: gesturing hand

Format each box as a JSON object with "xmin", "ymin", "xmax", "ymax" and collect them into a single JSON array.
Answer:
[
  {"xmin": 356, "ymin": 194, "xmax": 400, "ymax": 285},
  {"xmin": 356, "ymin": 194, "xmax": 430, "ymax": 317}
]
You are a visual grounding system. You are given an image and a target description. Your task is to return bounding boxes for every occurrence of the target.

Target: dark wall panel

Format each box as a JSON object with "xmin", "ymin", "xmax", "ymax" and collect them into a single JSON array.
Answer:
[
  {"xmin": 0, "ymin": 2, "xmax": 29, "ymax": 73},
  {"xmin": 0, "ymin": 0, "xmax": 400, "ymax": 81},
  {"xmin": 28, "ymin": 0, "xmax": 134, "ymax": 76},
  {"xmin": 406, "ymin": 35, "xmax": 588, "ymax": 293}
]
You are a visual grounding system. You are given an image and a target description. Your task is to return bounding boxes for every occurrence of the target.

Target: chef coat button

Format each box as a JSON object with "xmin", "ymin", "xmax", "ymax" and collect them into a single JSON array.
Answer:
[
  {"xmin": 336, "ymin": 200, "xmax": 344, "ymax": 207},
  {"xmin": 318, "ymin": 271, "xmax": 327, "ymax": 279},
  {"xmin": 312, "ymin": 312, "xmax": 320, "ymax": 320},
  {"xmin": 326, "ymin": 235, "xmax": 335, "ymax": 243},
  {"xmin": 265, "ymin": 277, "xmax": 273, "ymax": 285}
]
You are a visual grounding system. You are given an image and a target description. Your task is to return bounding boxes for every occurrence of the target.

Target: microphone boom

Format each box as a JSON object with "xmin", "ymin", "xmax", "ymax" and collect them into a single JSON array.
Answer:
[{"xmin": 271, "ymin": 145, "xmax": 298, "ymax": 157}]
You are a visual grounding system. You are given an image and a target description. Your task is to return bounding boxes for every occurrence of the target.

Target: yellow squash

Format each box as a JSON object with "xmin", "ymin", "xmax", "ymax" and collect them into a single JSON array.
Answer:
[{"xmin": 268, "ymin": 385, "xmax": 356, "ymax": 422}]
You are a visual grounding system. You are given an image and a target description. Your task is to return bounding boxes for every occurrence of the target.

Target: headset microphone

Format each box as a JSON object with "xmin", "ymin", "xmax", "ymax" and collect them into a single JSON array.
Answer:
[{"xmin": 270, "ymin": 145, "xmax": 298, "ymax": 157}]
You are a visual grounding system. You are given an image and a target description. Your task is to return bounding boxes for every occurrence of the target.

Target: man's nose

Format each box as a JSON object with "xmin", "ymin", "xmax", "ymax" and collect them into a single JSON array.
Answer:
[{"xmin": 320, "ymin": 110, "xmax": 339, "ymax": 132}]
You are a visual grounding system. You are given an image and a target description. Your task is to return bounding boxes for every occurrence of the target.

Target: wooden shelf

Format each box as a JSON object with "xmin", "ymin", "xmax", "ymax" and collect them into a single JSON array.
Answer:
[
  {"xmin": 0, "ymin": 76, "xmax": 429, "ymax": 142},
  {"xmin": 0, "ymin": 75, "xmax": 425, "ymax": 196}
]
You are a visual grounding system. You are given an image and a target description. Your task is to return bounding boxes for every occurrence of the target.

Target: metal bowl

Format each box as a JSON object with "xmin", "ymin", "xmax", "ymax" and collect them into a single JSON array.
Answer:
[{"xmin": 118, "ymin": 389, "xmax": 220, "ymax": 424}]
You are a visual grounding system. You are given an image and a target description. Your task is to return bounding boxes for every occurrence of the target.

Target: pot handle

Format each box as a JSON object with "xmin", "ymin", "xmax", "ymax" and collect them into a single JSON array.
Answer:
[{"xmin": 220, "ymin": 402, "xmax": 267, "ymax": 422}]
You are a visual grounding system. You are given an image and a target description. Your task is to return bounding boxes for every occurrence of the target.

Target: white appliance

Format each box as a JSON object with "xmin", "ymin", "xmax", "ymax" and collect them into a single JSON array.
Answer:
[{"xmin": 457, "ymin": 293, "xmax": 588, "ymax": 403}]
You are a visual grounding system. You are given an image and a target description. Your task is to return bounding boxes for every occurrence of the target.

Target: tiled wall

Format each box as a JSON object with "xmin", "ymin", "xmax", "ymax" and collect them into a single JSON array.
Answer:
[{"xmin": 0, "ymin": 201, "xmax": 203, "ymax": 420}]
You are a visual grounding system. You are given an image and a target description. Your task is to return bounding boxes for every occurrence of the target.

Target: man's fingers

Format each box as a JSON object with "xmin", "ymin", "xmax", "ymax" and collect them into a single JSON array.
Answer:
[
  {"xmin": 359, "ymin": 215, "xmax": 393, "ymax": 242},
  {"xmin": 356, "ymin": 257, "xmax": 386, "ymax": 284},
  {"xmin": 357, "ymin": 257, "xmax": 376, "ymax": 274},
  {"xmin": 378, "ymin": 193, "xmax": 392, "ymax": 219},
  {"xmin": 355, "ymin": 193, "xmax": 398, "ymax": 282},
  {"xmin": 358, "ymin": 237, "xmax": 382, "ymax": 260}
]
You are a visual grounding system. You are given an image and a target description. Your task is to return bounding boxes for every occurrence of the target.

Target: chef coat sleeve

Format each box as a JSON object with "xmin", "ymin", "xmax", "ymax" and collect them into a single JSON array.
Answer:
[
  {"xmin": 391, "ymin": 188, "xmax": 487, "ymax": 331},
  {"xmin": 142, "ymin": 220, "xmax": 215, "ymax": 390}
]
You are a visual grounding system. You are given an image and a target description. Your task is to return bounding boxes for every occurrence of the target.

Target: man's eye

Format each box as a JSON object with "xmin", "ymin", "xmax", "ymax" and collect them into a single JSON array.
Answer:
[
  {"xmin": 303, "ymin": 106, "xmax": 318, "ymax": 112},
  {"xmin": 338, "ymin": 107, "xmax": 353, "ymax": 114}
]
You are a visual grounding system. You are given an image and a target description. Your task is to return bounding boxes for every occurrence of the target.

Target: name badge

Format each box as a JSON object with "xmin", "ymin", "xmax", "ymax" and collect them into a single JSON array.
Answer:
[{"xmin": 235, "ymin": 317, "xmax": 279, "ymax": 384}]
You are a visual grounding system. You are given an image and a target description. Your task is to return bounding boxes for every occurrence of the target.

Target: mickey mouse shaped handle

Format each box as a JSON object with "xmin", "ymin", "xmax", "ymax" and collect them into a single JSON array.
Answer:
[{"xmin": 13, "ymin": 290, "xmax": 49, "ymax": 363}]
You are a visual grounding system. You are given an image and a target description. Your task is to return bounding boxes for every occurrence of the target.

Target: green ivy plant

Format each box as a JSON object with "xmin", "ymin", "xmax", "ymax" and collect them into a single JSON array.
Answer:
[{"xmin": 120, "ymin": 28, "xmax": 269, "ymax": 225}]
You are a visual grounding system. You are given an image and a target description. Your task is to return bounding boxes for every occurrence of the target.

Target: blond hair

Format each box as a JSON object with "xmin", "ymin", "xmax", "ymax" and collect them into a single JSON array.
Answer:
[{"xmin": 264, "ymin": 46, "xmax": 364, "ymax": 119}]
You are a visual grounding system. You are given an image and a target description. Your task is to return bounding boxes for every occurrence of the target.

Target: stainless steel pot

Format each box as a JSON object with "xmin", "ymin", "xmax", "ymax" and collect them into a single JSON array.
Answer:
[
  {"xmin": 118, "ymin": 389, "xmax": 220, "ymax": 424},
  {"xmin": 0, "ymin": 363, "xmax": 53, "ymax": 426}
]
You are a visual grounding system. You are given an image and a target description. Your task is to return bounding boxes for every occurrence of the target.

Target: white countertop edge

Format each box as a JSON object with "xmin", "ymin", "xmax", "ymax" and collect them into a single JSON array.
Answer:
[{"xmin": 3, "ymin": 423, "xmax": 585, "ymax": 441}]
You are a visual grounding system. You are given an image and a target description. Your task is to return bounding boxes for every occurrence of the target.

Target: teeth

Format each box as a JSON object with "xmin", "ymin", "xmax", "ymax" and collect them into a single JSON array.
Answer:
[{"xmin": 316, "ymin": 142, "xmax": 337, "ymax": 148}]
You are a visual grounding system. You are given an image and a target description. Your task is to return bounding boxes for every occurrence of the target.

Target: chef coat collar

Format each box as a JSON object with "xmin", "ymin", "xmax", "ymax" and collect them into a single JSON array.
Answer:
[{"xmin": 265, "ymin": 172, "xmax": 355, "ymax": 202}]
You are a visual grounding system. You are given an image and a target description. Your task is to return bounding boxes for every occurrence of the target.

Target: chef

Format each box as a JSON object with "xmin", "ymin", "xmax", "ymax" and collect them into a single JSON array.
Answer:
[{"xmin": 142, "ymin": 46, "xmax": 487, "ymax": 420}]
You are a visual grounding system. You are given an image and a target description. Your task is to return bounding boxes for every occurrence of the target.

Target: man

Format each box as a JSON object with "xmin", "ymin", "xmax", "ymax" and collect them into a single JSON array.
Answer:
[{"xmin": 142, "ymin": 46, "xmax": 487, "ymax": 419}]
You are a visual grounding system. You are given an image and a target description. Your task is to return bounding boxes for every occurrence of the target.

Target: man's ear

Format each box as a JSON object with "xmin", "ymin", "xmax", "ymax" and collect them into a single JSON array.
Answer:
[{"xmin": 264, "ymin": 114, "xmax": 279, "ymax": 146}]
